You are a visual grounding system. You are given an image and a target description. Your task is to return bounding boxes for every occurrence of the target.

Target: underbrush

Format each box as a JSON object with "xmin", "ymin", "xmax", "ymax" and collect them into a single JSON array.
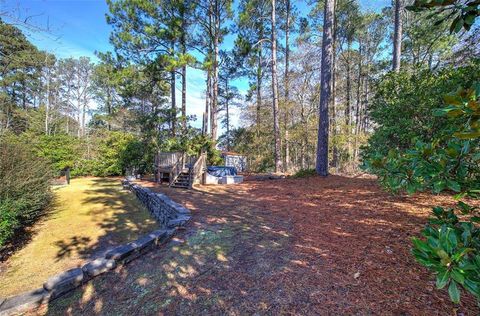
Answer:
[
  {"xmin": 293, "ymin": 168, "xmax": 317, "ymax": 178},
  {"xmin": 0, "ymin": 138, "xmax": 53, "ymax": 250}
]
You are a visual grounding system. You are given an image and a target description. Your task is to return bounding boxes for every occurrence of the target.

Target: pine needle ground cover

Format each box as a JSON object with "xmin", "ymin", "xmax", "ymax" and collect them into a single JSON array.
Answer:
[
  {"xmin": 0, "ymin": 177, "xmax": 157, "ymax": 298},
  {"xmin": 41, "ymin": 176, "xmax": 479, "ymax": 315}
]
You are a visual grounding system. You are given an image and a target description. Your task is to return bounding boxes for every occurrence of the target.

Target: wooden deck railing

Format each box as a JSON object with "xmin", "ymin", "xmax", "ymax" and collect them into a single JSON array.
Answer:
[
  {"xmin": 156, "ymin": 150, "xmax": 206, "ymax": 187},
  {"xmin": 169, "ymin": 153, "xmax": 186, "ymax": 186},
  {"xmin": 157, "ymin": 152, "xmax": 183, "ymax": 168},
  {"xmin": 189, "ymin": 152, "xmax": 206, "ymax": 188}
]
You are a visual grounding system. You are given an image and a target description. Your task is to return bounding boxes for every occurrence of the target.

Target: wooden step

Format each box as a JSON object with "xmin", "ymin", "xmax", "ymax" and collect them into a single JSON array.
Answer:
[
  {"xmin": 171, "ymin": 183, "xmax": 190, "ymax": 188},
  {"xmin": 170, "ymin": 171, "xmax": 192, "ymax": 189}
]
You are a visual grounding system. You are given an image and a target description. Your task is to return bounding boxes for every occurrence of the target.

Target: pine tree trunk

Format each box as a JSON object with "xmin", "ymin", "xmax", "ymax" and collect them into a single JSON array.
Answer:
[
  {"xmin": 363, "ymin": 70, "xmax": 369, "ymax": 133},
  {"xmin": 211, "ymin": 45, "xmax": 219, "ymax": 141},
  {"xmin": 45, "ymin": 66, "xmax": 50, "ymax": 135},
  {"xmin": 331, "ymin": 0, "xmax": 338, "ymax": 170},
  {"xmin": 316, "ymin": 0, "xmax": 334, "ymax": 176},
  {"xmin": 211, "ymin": 1, "xmax": 220, "ymax": 142},
  {"xmin": 77, "ymin": 96, "xmax": 82, "ymax": 137},
  {"xmin": 181, "ymin": 34, "xmax": 187, "ymax": 133},
  {"xmin": 256, "ymin": 49, "xmax": 262, "ymax": 131},
  {"xmin": 271, "ymin": 0, "xmax": 282, "ymax": 173},
  {"xmin": 393, "ymin": 0, "xmax": 403, "ymax": 72},
  {"xmin": 225, "ymin": 77, "xmax": 230, "ymax": 151},
  {"xmin": 346, "ymin": 40, "xmax": 351, "ymax": 128},
  {"xmin": 171, "ymin": 69, "xmax": 176, "ymax": 137},
  {"xmin": 346, "ymin": 41, "xmax": 353, "ymax": 166},
  {"xmin": 354, "ymin": 37, "xmax": 363, "ymax": 161},
  {"xmin": 181, "ymin": 66, "xmax": 187, "ymax": 130},
  {"xmin": 283, "ymin": 0, "xmax": 291, "ymax": 172},
  {"xmin": 82, "ymin": 101, "xmax": 86, "ymax": 138},
  {"xmin": 107, "ymin": 89, "xmax": 111, "ymax": 131},
  {"xmin": 180, "ymin": 10, "xmax": 187, "ymax": 133},
  {"xmin": 203, "ymin": 71, "xmax": 211, "ymax": 136},
  {"xmin": 301, "ymin": 97, "xmax": 306, "ymax": 170}
]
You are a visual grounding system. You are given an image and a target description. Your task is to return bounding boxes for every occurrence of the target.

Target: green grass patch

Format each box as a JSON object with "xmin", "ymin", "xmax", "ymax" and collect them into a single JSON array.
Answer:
[{"xmin": 0, "ymin": 177, "xmax": 157, "ymax": 297}]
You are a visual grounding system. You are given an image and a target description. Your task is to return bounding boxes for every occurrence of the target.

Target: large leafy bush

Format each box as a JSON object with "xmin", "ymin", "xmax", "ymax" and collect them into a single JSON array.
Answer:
[
  {"xmin": 412, "ymin": 86, "xmax": 480, "ymax": 304},
  {"xmin": 363, "ymin": 63, "xmax": 480, "ymax": 158},
  {"xmin": 363, "ymin": 84, "xmax": 480, "ymax": 195},
  {"xmin": 364, "ymin": 82, "xmax": 480, "ymax": 305},
  {"xmin": 412, "ymin": 202, "xmax": 480, "ymax": 304},
  {"xmin": 31, "ymin": 131, "xmax": 151, "ymax": 177},
  {"xmin": 74, "ymin": 131, "xmax": 141, "ymax": 176},
  {"xmin": 34, "ymin": 134, "xmax": 80, "ymax": 171},
  {"xmin": 0, "ymin": 138, "xmax": 53, "ymax": 248}
]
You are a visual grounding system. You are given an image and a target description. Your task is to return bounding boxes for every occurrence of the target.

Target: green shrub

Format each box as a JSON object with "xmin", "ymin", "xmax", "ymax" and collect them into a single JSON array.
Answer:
[
  {"xmin": 412, "ymin": 202, "xmax": 480, "ymax": 304},
  {"xmin": 175, "ymin": 132, "xmax": 223, "ymax": 166},
  {"xmin": 207, "ymin": 146, "xmax": 224, "ymax": 166},
  {"xmin": 32, "ymin": 131, "xmax": 150, "ymax": 177},
  {"xmin": 34, "ymin": 134, "xmax": 80, "ymax": 171},
  {"xmin": 121, "ymin": 138, "xmax": 153, "ymax": 174},
  {"xmin": 365, "ymin": 82, "xmax": 480, "ymax": 305},
  {"xmin": 90, "ymin": 131, "xmax": 134, "ymax": 176},
  {"xmin": 0, "ymin": 138, "xmax": 53, "ymax": 248},
  {"xmin": 363, "ymin": 138, "xmax": 480, "ymax": 195},
  {"xmin": 362, "ymin": 62, "xmax": 480, "ymax": 160},
  {"xmin": 410, "ymin": 85, "xmax": 480, "ymax": 305},
  {"xmin": 363, "ymin": 85, "xmax": 480, "ymax": 195},
  {"xmin": 71, "ymin": 131, "xmax": 151, "ymax": 176},
  {"xmin": 293, "ymin": 168, "xmax": 317, "ymax": 178}
]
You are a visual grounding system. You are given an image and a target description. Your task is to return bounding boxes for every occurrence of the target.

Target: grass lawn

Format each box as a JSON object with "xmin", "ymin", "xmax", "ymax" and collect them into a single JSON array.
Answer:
[{"xmin": 0, "ymin": 177, "xmax": 158, "ymax": 298}]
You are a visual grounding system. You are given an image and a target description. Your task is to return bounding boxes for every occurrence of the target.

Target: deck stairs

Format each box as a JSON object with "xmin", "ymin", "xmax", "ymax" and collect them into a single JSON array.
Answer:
[
  {"xmin": 156, "ymin": 151, "xmax": 206, "ymax": 189},
  {"xmin": 170, "ymin": 169, "xmax": 191, "ymax": 189}
]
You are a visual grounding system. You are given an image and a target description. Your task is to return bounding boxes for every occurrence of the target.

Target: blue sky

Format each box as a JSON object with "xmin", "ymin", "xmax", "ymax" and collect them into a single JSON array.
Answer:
[
  {"xmin": 2, "ymin": 0, "xmax": 391, "ymax": 130},
  {"xmin": 2, "ymin": 0, "xmax": 391, "ymax": 60}
]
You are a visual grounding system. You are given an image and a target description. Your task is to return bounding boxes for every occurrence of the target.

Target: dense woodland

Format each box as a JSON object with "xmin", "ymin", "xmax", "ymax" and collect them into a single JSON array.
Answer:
[
  {"xmin": 1, "ymin": 0, "xmax": 480, "ymax": 306},
  {"xmin": 1, "ymin": 0, "xmax": 477, "ymax": 176}
]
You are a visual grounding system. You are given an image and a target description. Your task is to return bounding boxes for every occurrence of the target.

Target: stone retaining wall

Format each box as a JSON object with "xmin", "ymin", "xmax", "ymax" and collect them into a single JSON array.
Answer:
[
  {"xmin": 0, "ymin": 180, "xmax": 191, "ymax": 316},
  {"xmin": 122, "ymin": 180, "xmax": 191, "ymax": 229}
]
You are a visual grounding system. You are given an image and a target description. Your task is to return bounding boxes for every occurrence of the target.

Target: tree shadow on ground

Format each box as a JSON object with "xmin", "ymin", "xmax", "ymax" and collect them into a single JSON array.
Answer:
[
  {"xmin": 0, "ymin": 194, "xmax": 60, "ymax": 263},
  {"xmin": 54, "ymin": 237, "xmax": 92, "ymax": 261},
  {"xmin": 39, "ymin": 176, "xmax": 480, "ymax": 315},
  {"xmin": 0, "ymin": 177, "xmax": 158, "ymax": 298},
  {"xmin": 52, "ymin": 177, "xmax": 158, "ymax": 261}
]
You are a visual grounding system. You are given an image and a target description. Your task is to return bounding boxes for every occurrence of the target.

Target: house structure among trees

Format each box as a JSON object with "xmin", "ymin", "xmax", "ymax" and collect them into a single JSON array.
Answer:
[{"xmin": 222, "ymin": 152, "xmax": 247, "ymax": 173}]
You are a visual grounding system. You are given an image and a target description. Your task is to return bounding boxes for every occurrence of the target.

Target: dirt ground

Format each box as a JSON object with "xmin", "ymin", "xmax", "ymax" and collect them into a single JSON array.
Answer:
[{"xmin": 39, "ymin": 175, "xmax": 479, "ymax": 315}]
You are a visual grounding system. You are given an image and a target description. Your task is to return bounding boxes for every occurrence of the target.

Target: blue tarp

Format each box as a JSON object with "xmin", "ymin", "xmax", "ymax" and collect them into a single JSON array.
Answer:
[{"xmin": 207, "ymin": 166, "xmax": 237, "ymax": 177}]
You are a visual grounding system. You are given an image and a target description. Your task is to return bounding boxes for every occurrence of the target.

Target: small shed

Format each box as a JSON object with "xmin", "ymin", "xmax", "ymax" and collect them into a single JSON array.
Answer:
[{"xmin": 221, "ymin": 152, "xmax": 247, "ymax": 173}]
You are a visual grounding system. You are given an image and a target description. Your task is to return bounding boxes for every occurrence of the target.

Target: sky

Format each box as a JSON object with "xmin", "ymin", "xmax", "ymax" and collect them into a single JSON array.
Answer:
[{"xmin": 1, "ymin": 0, "xmax": 391, "ymax": 131}]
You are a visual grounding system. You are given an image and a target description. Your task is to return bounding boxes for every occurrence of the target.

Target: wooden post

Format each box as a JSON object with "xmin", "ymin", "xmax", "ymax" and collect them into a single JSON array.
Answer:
[
  {"xmin": 154, "ymin": 154, "xmax": 159, "ymax": 183},
  {"xmin": 65, "ymin": 167, "xmax": 70, "ymax": 185}
]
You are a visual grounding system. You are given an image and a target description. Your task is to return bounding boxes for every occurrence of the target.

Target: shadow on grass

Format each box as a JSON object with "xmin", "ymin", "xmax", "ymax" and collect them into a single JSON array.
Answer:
[
  {"xmin": 40, "ymin": 176, "xmax": 479, "ymax": 315},
  {"xmin": 0, "ymin": 177, "xmax": 160, "ymax": 299},
  {"xmin": 55, "ymin": 237, "xmax": 92, "ymax": 262},
  {"xmin": 0, "ymin": 194, "xmax": 60, "ymax": 263},
  {"xmin": 52, "ymin": 177, "xmax": 158, "ymax": 262}
]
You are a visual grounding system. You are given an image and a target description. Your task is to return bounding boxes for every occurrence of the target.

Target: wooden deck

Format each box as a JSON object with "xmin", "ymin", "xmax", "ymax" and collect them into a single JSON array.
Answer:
[
  {"xmin": 156, "ymin": 152, "xmax": 182, "ymax": 172},
  {"xmin": 154, "ymin": 151, "xmax": 206, "ymax": 188}
]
